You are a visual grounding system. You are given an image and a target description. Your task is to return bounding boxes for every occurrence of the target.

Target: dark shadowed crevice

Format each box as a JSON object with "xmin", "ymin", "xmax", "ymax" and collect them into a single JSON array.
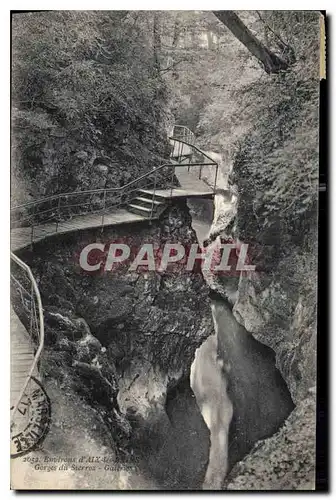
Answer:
[{"xmin": 211, "ymin": 297, "xmax": 294, "ymax": 473}]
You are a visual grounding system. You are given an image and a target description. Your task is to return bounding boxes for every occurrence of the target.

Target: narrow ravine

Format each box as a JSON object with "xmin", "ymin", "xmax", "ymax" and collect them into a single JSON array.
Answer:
[
  {"xmin": 12, "ymin": 150, "xmax": 294, "ymax": 491},
  {"xmin": 185, "ymin": 151, "xmax": 294, "ymax": 489}
]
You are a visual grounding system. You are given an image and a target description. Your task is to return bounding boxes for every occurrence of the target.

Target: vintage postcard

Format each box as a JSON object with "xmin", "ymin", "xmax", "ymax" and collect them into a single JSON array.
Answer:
[{"xmin": 10, "ymin": 10, "xmax": 324, "ymax": 490}]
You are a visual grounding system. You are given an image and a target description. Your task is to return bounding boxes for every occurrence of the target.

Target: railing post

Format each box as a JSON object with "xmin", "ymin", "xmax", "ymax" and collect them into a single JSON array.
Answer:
[
  {"xmin": 101, "ymin": 190, "xmax": 106, "ymax": 230},
  {"xmin": 181, "ymin": 140, "xmax": 185, "ymax": 162},
  {"xmin": 150, "ymin": 169, "xmax": 158, "ymax": 220},
  {"xmin": 55, "ymin": 196, "xmax": 61, "ymax": 233},
  {"xmin": 214, "ymin": 163, "xmax": 218, "ymax": 192}
]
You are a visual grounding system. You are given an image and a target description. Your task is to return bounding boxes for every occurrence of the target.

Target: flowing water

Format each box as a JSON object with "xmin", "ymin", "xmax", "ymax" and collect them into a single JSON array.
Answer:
[
  {"xmin": 189, "ymin": 212, "xmax": 234, "ymax": 489},
  {"xmin": 187, "ymin": 153, "xmax": 294, "ymax": 489},
  {"xmin": 185, "ymin": 159, "xmax": 234, "ymax": 489}
]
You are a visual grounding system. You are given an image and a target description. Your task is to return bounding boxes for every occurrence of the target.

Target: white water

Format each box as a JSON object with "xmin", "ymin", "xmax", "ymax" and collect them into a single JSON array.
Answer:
[
  {"xmin": 190, "ymin": 331, "xmax": 233, "ymax": 489},
  {"xmin": 189, "ymin": 213, "xmax": 234, "ymax": 490},
  {"xmin": 186, "ymin": 150, "xmax": 235, "ymax": 490}
]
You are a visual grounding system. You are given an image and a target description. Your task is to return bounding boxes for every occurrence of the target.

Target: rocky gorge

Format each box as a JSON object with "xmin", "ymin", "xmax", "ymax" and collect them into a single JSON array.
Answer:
[
  {"xmin": 11, "ymin": 128, "xmax": 319, "ymax": 491},
  {"xmin": 13, "ymin": 201, "xmax": 213, "ymax": 489},
  {"xmin": 10, "ymin": 9, "xmax": 320, "ymax": 492},
  {"xmin": 12, "ymin": 172, "xmax": 314, "ymax": 490},
  {"xmin": 199, "ymin": 144, "xmax": 318, "ymax": 489}
]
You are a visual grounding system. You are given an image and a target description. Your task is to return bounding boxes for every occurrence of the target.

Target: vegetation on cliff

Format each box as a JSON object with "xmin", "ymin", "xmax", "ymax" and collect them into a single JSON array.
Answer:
[
  {"xmin": 12, "ymin": 11, "xmax": 171, "ymax": 203},
  {"xmin": 11, "ymin": 10, "xmax": 321, "ymax": 490},
  {"xmin": 228, "ymin": 12, "xmax": 319, "ymax": 236},
  {"xmin": 153, "ymin": 10, "xmax": 320, "ymax": 489}
]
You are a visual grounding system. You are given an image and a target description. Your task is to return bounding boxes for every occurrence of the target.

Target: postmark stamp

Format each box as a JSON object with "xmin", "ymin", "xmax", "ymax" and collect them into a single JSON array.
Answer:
[{"xmin": 11, "ymin": 376, "xmax": 51, "ymax": 459}]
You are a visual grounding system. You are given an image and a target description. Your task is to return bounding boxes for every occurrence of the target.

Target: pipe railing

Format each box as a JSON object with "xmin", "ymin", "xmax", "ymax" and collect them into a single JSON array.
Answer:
[
  {"xmin": 172, "ymin": 125, "xmax": 196, "ymax": 145},
  {"xmin": 11, "ymin": 129, "xmax": 218, "ymax": 245},
  {"xmin": 10, "ymin": 252, "xmax": 45, "ymax": 424},
  {"xmin": 9, "ymin": 126, "xmax": 218, "ymax": 443},
  {"xmin": 170, "ymin": 134, "xmax": 218, "ymax": 187}
]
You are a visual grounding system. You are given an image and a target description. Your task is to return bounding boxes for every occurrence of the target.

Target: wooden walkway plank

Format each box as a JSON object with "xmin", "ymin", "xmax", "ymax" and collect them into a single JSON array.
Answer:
[
  {"xmin": 140, "ymin": 188, "xmax": 214, "ymax": 199},
  {"xmin": 10, "ymin": 161, "xmax": 215, "ymax": 253},
  {"xmin": 11, "ymin": 209, "xmax": 148, "ymax": 252},
  {"xmin": 10, "ymin": 306, "xmax": 37, "ymax": 408}
]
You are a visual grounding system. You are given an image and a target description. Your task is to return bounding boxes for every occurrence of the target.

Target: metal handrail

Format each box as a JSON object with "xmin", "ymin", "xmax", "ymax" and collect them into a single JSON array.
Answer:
[
  {"xmin": 170, "ymin": 136, "xmax": 217, "ymax": 166},
  {"xmin": 172, "ymin": 125, "xmax": 195, "ymax": 145},
  {"xmin": 11, "ymin": 129, "xmax": 218, "ymax": 243},
  {"xmin": 10, "ymin": 251, "xmax": 45, "ymax": 423},
  {"xmin": 170, "ymin": 134, "xmax": 218, "ymax": 187},
  {"xmin": 11, "ymin": 163, "xmax": 174, "ymax": 211},
  {"xmin": 10, "ymin": 126, "xmax": 217, "ymax": 429}
]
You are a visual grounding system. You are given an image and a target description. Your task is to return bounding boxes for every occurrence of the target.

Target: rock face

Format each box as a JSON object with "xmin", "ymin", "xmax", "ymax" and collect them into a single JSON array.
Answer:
[
  {"xmin": 15, "ymin": 201, "xmax": 212, "ymax": 489},
  {"xmin": 12, "ymin": 10, "xmax": 173, "ymax": 206},
  {"xmin": 224, "ymin": 392, "xmax": 316, "ymax": 491},
  {"xmin": 232, "ymin": 257, "xmax": 317, "ymax": 405},
  {"xmin": 207, "ymin": 164, "xmax": 318, "ymax": 489}
]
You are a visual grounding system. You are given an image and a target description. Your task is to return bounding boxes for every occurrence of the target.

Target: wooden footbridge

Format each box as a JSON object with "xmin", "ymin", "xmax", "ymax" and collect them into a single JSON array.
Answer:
[
  {"xmin": 11, "ymin": 127, "xmax": 217, "ymax": 252},
  {"xmin": 10, "ymin": 126, "xmax": 218, "ymax": 456}
]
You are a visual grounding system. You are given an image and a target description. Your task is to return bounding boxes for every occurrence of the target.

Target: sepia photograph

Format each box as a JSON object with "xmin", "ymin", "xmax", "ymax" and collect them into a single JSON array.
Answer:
[{"xmin": 9, "ymin": 9, "xmax": 324, "ymax": 491}]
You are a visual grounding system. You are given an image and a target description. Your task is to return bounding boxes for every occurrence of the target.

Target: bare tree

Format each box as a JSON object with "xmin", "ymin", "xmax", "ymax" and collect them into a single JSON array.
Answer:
[{"xmin": 213, "ymin": 11, "xmax": 289, "ymax": 73}]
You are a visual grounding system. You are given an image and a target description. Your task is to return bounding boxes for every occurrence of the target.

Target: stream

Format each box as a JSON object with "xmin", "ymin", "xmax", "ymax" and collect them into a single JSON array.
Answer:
[{"xmin": 185, "ymin": 154, "xmax": 294, "ymax": 489}]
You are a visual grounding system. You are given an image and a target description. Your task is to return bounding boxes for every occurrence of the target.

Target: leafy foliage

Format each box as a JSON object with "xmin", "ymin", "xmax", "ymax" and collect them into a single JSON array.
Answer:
[
  {"xmin": 12, "ymin": 9, "xmax": 320, "ymax": 233},
  {"xmin": 191, "ymin": 11, "xmax": 320, "ymax": 238},
  {"xmin": 12, "ymin": 11, "xmax": 171, "ymax": 201},
  {"xmin": 230, "ymin": 12, "xmax": 320, "ymax": 234}
]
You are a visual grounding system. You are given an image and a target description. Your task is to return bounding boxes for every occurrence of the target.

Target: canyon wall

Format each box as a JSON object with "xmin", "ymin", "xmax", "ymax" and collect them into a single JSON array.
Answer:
[
  {"xmin": 13, "ymin": 201, "xmax": 213, "ymax": 489},
  {"xmin": 207, "ymin": 160, "xmax": 318, "ymax": 491}
]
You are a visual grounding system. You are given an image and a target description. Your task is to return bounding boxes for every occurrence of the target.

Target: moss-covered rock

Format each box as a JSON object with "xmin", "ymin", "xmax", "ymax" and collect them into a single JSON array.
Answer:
[{"xmin": 15, "ymin": 202, "xmax": 212, "ymax": 489}]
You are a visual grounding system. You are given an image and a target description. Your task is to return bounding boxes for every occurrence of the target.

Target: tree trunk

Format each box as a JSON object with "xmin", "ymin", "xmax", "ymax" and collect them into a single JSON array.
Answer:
[
  {"xmin": 213, "ymin": 11, "xmax": 289, "ymax": 73},
  {"xmin": 153, "ymin": 12, "xmax": 161, "ymax": 74}
]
